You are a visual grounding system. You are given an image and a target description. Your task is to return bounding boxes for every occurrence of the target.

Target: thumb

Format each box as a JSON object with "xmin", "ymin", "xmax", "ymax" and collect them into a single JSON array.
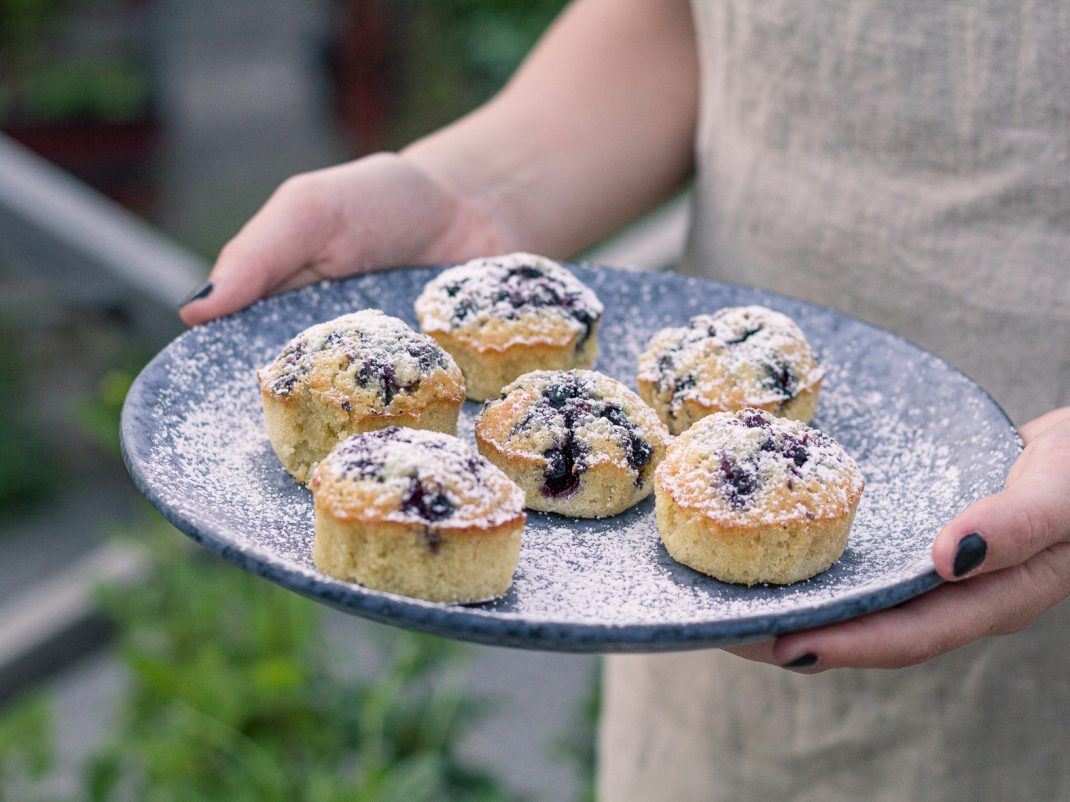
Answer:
[
  {"xmin": 932, "ymin": 477, "xmax": 1070, "ymax": 582},
  {"xmin": 179, "ymin": 173, "xmax": 340, "ymax": 325}
]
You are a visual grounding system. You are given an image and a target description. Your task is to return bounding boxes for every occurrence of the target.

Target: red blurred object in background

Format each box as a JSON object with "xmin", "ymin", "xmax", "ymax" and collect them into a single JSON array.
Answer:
[
  {"xmin": 326, "ymin": 0, "xmax": 402, "ymax": 155},
  {"xmin": 5, "ymin": 117, "xmax": 161, "ymax": 218},
  {"xmin": 0, "ymin": 0, "xmax": 161, "ymax": 219}
]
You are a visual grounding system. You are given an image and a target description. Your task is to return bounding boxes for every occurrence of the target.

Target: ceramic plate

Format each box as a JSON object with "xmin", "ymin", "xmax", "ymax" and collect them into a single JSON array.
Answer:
[{"xmin": 120, "ymin": 265, "xmax": 1020, "ymax": 653}]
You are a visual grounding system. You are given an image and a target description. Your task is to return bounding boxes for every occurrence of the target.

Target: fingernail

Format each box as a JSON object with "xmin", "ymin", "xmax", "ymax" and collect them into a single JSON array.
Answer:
[
  {"xmin": 782, "ymin": 652, "xmax": 818, "ymax": 669},
  {"xmin": 179, "ymin": 281, "xmax": 213, "ymax": 308},
  {"xmin": 953, "ymin": 532, "xmax": 987, "ymax": 577}
]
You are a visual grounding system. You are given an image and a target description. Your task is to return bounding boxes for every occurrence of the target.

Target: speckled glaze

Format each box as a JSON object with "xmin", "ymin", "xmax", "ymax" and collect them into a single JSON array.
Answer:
[{"xmin": 120, "ymin": 264, "xmax": 1021, "ymax": 653}]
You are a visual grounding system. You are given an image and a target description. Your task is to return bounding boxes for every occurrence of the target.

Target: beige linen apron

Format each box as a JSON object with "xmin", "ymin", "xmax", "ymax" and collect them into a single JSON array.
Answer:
[{"xmin": 599, "ymin": 2, "xmax": 1070, "ymax": 800}]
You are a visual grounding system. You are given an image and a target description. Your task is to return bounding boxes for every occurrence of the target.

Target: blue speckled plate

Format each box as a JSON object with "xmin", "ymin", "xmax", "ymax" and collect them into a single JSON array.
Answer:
[{"xmin": 120, "ymin": 265, "xmax": 1020, "ymax": 653}]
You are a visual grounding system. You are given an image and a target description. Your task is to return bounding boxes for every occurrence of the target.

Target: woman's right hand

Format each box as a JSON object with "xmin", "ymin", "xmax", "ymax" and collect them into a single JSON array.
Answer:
[
  {"xmin": 179, "ymin": 151, "xmax": 509, "ymax": 326},
  {"xmin": 180, "ymin": 0, "xmax": 700, "ymax": 327}
]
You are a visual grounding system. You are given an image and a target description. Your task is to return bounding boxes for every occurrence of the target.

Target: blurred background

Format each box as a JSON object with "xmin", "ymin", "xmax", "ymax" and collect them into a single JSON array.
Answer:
[{"xmin": 0, "ymin": 1, "xmax": 685, "ymax": 799}]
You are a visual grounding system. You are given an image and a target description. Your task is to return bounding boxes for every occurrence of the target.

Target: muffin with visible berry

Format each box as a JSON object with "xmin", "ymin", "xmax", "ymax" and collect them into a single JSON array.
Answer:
[
  {"xmin": 475, "ymin": 369, "xmax": 671, "ymax": 518},
  {"xmin": 414, "ymin": 252, "xmax": 604, "ymax": 400},
  {"xmin": 655, "ymin": 408, "xmax": 863, "ymax": 585},
  {"xmin": 258, "ymin": 310, "xmax": 465, "ymax": 483},
  {"xmin": 637, "ymin": 306, "xmax": 823, "ymax": 435},
  {"xmin": 310, "ymin": 427, "xmax": 526, "ymax": 603}
]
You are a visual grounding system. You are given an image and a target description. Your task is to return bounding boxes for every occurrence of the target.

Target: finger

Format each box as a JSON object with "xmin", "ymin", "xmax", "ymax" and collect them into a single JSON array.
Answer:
[
  {"xmin": 1019, "ymin": 406, "xmax": 1070, "ymax": 445},
  {"xmin": 771, "ymin": 542, "xmax": 1070, "ymax": 670},
  {"xmin": 268, "ymin": 265, "xmax": 329, "ymax": 296},
  {"xmin": 180, "ymin": 174, "xmax": 340, "ymax": 325},
  {"xmin": 723, "ymin": 639, "xmax": 776, "ymax": 663},
  {"xmin": 932, "ymin": 439, "xmax": 1070, "ymax": 582}
]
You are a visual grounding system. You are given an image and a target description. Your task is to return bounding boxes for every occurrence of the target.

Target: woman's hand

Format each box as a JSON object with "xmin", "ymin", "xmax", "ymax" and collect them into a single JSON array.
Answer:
[
  {"xmin": 179, "ymin": 0, "xmax": 699, "ymax": 327},
  {"xmin": 179, "ymin": 152, "xmax": 508, "ymax": 326},
  {"xmin": 729, "ymin": 406, "xmax": 1070, "ymax": 671}
]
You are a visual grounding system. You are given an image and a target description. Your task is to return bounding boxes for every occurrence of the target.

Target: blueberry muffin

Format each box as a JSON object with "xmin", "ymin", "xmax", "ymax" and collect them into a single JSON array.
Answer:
[
  {"xmin": 258, "ymin": 310, "xmax": 465, "ymax": 483},
  {"xmin": 475, "ymin": 369, "xmax": 671, "ymax": 518},
  {"xmin": 310, "ymin": 427, "xmax": 526, "ymax": 603},
  {"xmin": 414, "ymin": 252, "xmax": 604, "ymax": 400},
  {"xmin": 637, "ymin": 306, "xmax": 823, "ymax": 435},
  {"xmin": 654, "ymin": 408, "xmax": 864, "ymax": 585}
]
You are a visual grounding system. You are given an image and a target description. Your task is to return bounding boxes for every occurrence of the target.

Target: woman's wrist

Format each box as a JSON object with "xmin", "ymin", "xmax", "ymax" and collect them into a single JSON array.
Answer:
[{"xmin": 400, "ymin": 121, "xmax": 534, "ymax": 259}]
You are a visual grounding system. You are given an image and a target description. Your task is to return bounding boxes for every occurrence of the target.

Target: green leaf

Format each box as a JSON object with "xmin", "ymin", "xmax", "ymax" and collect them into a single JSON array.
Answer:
[
  {"xmin": 68, "ymin": 511, "xmax": 517, "ymax": 799},
  {"xmin": 0, "ymin": 692, "xmax": 53, "ymax": 776},
  {"xmin": 249, "ymin": 656, "xmax": 306, "ymax": 695},
  {"xmin": 374, "ymin": 752, "xmax": 445, "ymax": 802}
]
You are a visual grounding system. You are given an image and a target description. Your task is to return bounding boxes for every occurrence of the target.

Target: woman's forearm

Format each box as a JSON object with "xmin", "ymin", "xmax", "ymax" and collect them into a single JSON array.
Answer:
[
  {"xmin": 403, "ymin": 0, "xmax": 699, "ymax": 258},
  {"xmin": 179, "ymin": 0, "xmax": 698, "ymax": 325}
]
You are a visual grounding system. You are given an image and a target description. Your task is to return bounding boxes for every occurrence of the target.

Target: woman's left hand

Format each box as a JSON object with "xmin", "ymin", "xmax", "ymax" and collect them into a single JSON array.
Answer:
[{"xmin": 729, "ymin": 406, "xmax": 1070, "ymax": 671}]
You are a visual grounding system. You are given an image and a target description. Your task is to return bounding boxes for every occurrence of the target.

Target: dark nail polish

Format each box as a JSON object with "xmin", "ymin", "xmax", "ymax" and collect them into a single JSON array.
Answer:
[
  {"xmin": 179, "ymin": 282, "xmax": 213, "ymax": 308},
  {"xmin": 783, "ymin": 652, "xmax": 818, "ymax": 669},
  {"xmin": 953, "ymin": 532, "xmax": 987, "ymax": 577}
]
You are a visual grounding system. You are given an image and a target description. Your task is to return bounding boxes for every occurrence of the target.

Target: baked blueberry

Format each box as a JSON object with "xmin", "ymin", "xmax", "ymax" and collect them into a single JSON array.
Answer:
[{"xmin": 542, "ymin": 434, "xmax": 586, "ymax": 498}]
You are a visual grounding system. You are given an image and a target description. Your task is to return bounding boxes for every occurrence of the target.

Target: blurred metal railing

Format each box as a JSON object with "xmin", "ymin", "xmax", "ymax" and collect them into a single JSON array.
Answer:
[
  {"xmin": 0, "ymin": 130, "xmax": 688, "ymax": 703},
  {"xmin": 0, "ymin": 132, "xmax": 209, "ymax": 702},
  {"xmin": 0, "ymin": 134, "xmax": 206, "ymax": 345}
]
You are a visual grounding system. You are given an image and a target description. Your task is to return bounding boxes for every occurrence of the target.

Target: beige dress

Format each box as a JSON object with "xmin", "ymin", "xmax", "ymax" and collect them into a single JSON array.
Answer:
[{"xmin": 599, "ymin": 2, "xmax": 1070, "ymax": 800}]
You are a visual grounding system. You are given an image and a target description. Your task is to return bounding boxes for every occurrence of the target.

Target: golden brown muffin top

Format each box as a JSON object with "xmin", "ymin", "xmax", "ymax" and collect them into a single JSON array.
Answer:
[
  {"xmin": 476, "ymin": 369, "xmax": 671, "ymax": 499},
  {"xmin": 414, "ymin": 253, "xmax": 603, "ymax": 352},
  {"xmin": 310, "ymin": 427, "xmax": 525, "ymax": 531},
  {"xmin": 257, "ymin": 310, "xmax": 464, "ymax": 414},
  {"xmin": 656, "ymin": 408, "xmax": 863, "ymax": 527},
  {"xmin": 638, "ymin": 306, "xmax": 823, "ymax": 415}
]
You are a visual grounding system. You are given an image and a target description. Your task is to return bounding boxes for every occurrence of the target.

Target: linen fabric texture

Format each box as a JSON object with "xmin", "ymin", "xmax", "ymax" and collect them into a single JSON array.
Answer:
[{"xmin": 599, "ymin": 2, "xmax": 1070, "ymax": 800}]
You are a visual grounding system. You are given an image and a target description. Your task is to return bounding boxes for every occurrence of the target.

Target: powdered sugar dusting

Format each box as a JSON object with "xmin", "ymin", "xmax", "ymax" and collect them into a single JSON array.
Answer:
[
  {"xmin": 476, "ymin": 369, "xmax": 670, "ymax": 487},
  {"xmin": 311, "ymin": 427, "xmax": 524, "ymax": 528},
  {"xmin": 638, "ymin": 305, "xmax": 823, "ymax": 414},
  {"xmin": 124, "ymin": 265, "xmax": 1020, "ymax": 646},
  {"xmin": 414, "ymin": 252, "xmax": 603, "ymax": 348},
  {"xmin": 258, "ymin": 308, "xmax": 458, "ymax": 404},
  {"xmin": 657, "ymin": 408, "xmax": 864, "ymax": 525}
]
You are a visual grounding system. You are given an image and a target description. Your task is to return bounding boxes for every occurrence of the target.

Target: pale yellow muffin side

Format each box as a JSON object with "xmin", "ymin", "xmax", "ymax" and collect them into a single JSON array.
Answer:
[
  {"xmin": 415, "ymin": 253, "xmax": 603, "ymax": 400},
  {"xmin": 258, "ymin": 310, "xmax": 466, "ymax": 482},
  {"xmin": 639, "ymin": 376, "xmax": 822, "ymax": 436},
  {"xmin": 261, "ymin": 389, "xmax": 461, "ymax": 484},
  {"xmin": 655, "ymin": 485, "xmax": 857, "ymax": 585},
  {"xmin": 309, "ymin": 427, "xmax": 527, "ymax": 603},
  {"xmin": 313, "ymin": 514, "xmax": 523, "ymax": 603},
  {"xmin": 426, "ymin": 322, "xmax": 599, "ymax": 401}
]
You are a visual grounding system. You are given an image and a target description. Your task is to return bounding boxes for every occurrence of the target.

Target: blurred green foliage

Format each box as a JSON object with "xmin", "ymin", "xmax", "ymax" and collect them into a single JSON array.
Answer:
[
  {"xmin": 77, "ymin": 367, "xmax": 135, "ymax": 459},
  {"xmin": 0, "ymin": 0, "xmax": 149, "ymax": 124},
  {"xmin": 0, "ymin": 322, "xmax": 60, "ymax": 517},
  {"xmin": 11, "ymin": 59, "xmax": 149, "ymax": 125},
  {"xmin": 0, "ymin": 0, "xmax": 66, "ymax": 120},
  {"xmin": 554, "ymin": 665, "xmax": 600, "ymax": 802},
  {"xmin": 87, "ymin": 525, "xmax": 508, "ymax": 802},
  {"xmin": 0, "ymin": 518, "xmax": 512, "ymax": 801},
  {"xmin": 0, "ymin": 0, "xmax": 67, "ymax": 60},
  {"xmin": 0, "ymin": 692, "xmax": 54, "ymax": 801},
  {"xmin": 387, "ymin": 0, "xmax": 569, "ymax": 148}
]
